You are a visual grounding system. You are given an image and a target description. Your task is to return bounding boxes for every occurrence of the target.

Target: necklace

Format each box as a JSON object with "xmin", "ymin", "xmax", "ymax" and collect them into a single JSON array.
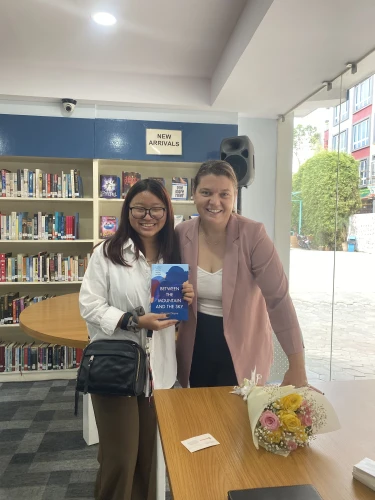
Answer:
[{"xmin": 199, "ymin": 228, "xmax": 225, "ymax": 247}]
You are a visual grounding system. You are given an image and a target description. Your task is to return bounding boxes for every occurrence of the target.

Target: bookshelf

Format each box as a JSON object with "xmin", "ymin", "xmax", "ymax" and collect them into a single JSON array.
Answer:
[{"xmin": 1, "ymin": 156, "xmax": 200, "ymax": 379}]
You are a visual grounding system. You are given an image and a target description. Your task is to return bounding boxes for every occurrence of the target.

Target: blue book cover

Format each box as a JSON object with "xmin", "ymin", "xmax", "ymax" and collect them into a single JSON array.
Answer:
[
  {"xmin": 100, "ymin": 175, "xmax": 120, "ymax": 198},
  {"xmin": 151, "ymin": 264, "xmax": 189, "ymax": 321}
]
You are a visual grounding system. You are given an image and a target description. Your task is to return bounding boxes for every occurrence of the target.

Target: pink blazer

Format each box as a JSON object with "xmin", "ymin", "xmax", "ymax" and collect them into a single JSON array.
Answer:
[{"xmin": 175, "ymin": 214, "xmax": 304, "ymax": 387}]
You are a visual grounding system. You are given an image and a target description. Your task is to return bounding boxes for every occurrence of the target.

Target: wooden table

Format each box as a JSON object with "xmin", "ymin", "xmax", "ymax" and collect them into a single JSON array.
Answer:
[
  {"xmin": 154, "ymin": 380, "xmax": 375, "ymax": 500},
  {"xmin": 19, "ymin": 292, "xmax": 88, "ymax": 349}
]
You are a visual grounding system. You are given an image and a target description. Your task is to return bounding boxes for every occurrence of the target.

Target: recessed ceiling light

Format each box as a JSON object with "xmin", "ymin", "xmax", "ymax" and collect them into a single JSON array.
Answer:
[{"xmin": 92, "ymin": 12, "xmax": 117, "ymax": 26}]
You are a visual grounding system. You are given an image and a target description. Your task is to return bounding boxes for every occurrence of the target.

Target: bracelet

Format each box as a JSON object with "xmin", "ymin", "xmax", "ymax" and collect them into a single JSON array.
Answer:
[
  {"xmin": 120, "ymin": 312, "xmax": 133, "ymax": 331},
  {"xmin": 127, "ymin": 306, "xmax": 146, "ymax": 333}
]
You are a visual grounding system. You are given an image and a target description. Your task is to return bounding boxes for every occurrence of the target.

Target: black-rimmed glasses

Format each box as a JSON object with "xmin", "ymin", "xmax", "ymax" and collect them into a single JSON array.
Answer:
[{"xmin": 129, "ymin": 207, "xmax": 166, "ymax": 220}]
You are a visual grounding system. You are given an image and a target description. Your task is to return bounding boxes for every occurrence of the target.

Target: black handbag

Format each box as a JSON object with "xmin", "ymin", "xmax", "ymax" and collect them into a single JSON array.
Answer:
[{"xmin": 74, "ymin": 339, "xmax": 147, "ymax": 415}]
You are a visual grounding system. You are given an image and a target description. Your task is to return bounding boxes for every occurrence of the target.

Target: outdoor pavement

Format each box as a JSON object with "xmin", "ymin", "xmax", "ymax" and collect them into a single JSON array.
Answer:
[{"xmin": 289, "ymin": 248, "xmax": 375, "ymax": 382}]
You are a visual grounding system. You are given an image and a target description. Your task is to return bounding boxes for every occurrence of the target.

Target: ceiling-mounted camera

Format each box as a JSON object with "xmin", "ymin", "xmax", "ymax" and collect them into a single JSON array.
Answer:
[{"xmin": 62, "ymin": 98, "xmax": 77, "ymax": 114}]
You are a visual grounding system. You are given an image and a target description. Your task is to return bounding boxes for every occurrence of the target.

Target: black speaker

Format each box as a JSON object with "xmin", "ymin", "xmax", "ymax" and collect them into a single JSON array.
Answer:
[{"xmin": 220, "ymin": 135, "xmax": 255, "ymax": 187}]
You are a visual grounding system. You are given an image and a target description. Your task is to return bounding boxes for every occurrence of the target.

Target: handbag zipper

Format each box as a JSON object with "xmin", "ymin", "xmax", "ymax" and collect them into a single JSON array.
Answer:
[{"xmin": 136, "ymin": 349, "xmax": 140, "ymax": 381}]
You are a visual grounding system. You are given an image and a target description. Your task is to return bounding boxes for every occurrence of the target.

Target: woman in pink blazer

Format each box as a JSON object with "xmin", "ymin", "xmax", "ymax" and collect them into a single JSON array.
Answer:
[{"xmin": 175, "ymin": 160, "xmax": 307, "ymax": 388}]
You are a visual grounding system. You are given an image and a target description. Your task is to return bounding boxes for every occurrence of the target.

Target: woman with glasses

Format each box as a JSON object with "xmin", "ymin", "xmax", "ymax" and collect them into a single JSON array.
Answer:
[{"xmin": 79, "ymin": 179, "xmax": 194, "ymax": 500}]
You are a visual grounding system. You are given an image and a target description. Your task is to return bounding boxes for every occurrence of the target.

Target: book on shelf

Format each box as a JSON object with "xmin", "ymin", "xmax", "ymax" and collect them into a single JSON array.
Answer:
[
  {"xmin": 0, "ymin": 292, "xmax": 55, "ymax": 325},
  {"xmin": 151, "ymin": 263, "xmax": 189, "ymax": 321},
  {"xmin": 171, "ymin": 177, "xmax": 188, "ymax": 200},
  {"xmin": 189, "ymin": 214, "xmax": 199, "ymax": 219},
  {"xmin": 190, "ymin": 178, "xmax": 195, "ymax": 200},
  {"xmin": 100, "ymin": 175, "xmax": 121, "ymax": 199},
  {"xmin": 148, "ymin": 177, "xmax": 166, "ymax": 186},
  {"xmin": 0, "ymin": 211, "xmax": 80, "ymax": 240},
  {"xmin": 0, "ymin": 252, "xmax": 90, "ymax": 283},
  {"xmin": 99, "ymin": 216, "xmax": 118, "ymax": 239},
  {"xmin": 0, "ymin": 341, "xmax": 83, "ymax": 373},
  {"xmin": 122, "ymin": 172, "xmax": 141, "ymax": 198},
  {"xmin": 0, "ymin": 168, "xmax": 84, "ymax": 198},
  {"xmin": 174, "ymin": 215, "xmax": 184, "ymax": 227}
]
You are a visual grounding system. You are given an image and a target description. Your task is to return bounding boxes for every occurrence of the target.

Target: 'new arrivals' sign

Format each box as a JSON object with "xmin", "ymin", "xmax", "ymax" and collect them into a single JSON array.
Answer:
[{"xmin": 146, "ymin": 129, "xmax": 182, "ymax": 155}]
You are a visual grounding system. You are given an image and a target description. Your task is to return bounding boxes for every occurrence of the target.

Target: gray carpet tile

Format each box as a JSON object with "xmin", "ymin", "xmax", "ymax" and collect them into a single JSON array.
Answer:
[{"xmin": 0, "ymin": 379, "xmax": 172, "ymax": 499}]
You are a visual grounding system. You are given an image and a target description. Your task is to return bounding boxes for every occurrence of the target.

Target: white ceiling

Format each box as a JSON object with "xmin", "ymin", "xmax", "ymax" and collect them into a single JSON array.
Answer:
[{"xmin": 1, "ymin": 0, "xmax": 375, "ymax": 118}]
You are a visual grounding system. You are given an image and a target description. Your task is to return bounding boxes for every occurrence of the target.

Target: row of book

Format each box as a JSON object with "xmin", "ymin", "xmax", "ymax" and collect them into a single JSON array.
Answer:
[
  {"xmin": 0, "ymin": 342, "xmax": 83, "ymax": 372},
  {"xmin": 0, "ymin": 252, "xmax": 90, "ymax": 283},
  {"xmin": 100, "ymin": 173, "xmax": 193, "ymax": 200},
  {"xmin": 0, "ymin": 293, "xmax": 53, "ymax": 325},
  {"xmin": 1, "ymin": 168, "xmax": 84, "ymax": 198},
  {"xmin": 0, "ymin": 211, "xmax": 80, "ymax": 240}
]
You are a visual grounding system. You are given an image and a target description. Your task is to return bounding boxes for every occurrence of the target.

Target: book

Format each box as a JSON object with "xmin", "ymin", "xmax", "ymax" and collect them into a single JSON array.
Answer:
[
  {"xmin": 100, "ymin": 175, "xmax": 121, "ymax": 199},
  {"xmin": 171, "ymin": 177, "xmax": 188, "ymax": 200},
  {"xmin": 122, "ymin": 171, "xmax": 141, "ymax": 198},
  {"xmin": 174, "ymin": 215, "xmax": 184, "ymax": 227},
  {"xmin": 228, "ymin": 485, "xmax": 322, "ymax": 499},
  {"xmin": 149, "ymin": 177, "xmax": 165, "ymax": 186},
  {"xmin": 100, "ymin": 216, "xmax": 118, "ymax": 239},
  {"xmin": 151, "ymin": 264, "xmax": 189, "ymax": 321},
  {"xmin": 353, "ymin": 458, "xmax": 375, "ymax": 491}
]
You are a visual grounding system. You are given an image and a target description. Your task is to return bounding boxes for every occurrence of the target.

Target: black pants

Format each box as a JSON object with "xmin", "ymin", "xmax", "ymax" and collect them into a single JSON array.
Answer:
[{"xmin": 189, "ymin": 312, "xmax": 238, "ymax": 388}]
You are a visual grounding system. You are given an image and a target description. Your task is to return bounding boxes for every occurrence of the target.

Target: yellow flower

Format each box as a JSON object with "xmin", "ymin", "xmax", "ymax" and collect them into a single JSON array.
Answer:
[
  {"xmin": 264, "ymin": 429, "xmax": 282, "ymax": 444},
  {"xmin": 279, "ymin": 412, "xmax": 302, "ymax": 433},
  {"xmin": 279, "ymin": 393, "xmax": 303, "ymax": 412}
]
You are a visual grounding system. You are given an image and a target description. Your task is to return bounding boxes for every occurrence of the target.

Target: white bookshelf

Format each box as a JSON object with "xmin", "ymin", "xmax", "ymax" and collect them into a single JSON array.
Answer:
[
  {"xmin": 96, "ymin": 159, "xmax": 200, "ymax": 241},
  {"xmin": 1, "ymin": 156, "xmax": 200, "ymax": 380},
  {"xmin": 0, "ymin": 369, "xmax": 77, "ymax": 382}
]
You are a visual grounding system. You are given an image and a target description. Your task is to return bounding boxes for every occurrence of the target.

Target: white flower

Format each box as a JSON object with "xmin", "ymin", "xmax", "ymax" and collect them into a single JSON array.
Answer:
[{"xmin": 231, "ymin": 367, "xmax": 262, "ymax": 401}]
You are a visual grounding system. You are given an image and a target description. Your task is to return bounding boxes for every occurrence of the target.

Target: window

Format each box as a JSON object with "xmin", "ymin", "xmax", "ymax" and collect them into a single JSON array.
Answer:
[
  {"xmin": 359, "ymin": 159, "xmax": 369, "ymax": 187},
  {"xmin": 332, "ymin": 129, "xmax": 348, "ymax": 152},
  {"xmin": 354, "ymin": 77, "xmax": 372, "ymax": 112},
  {"xmin": 352, "ymin": 119, "xmax": 370, "ymax": 151},
  {"xmin": 333, "ymin": 100, "xmax": 349, "ymax": 126}
]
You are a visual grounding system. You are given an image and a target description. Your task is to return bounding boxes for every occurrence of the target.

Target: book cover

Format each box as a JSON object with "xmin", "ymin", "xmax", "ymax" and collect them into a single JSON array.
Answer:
[
  {"xmin": 171, "ymin": 177, "xmax": 188, "ymax": 200},
  {"xmin": 100, "ymin": 175, "xmax": 120, "ymax": 199},
  {"xmin": 228, "ymin": 485, "xmax": 322, "ymax": 500},
  {"xmin": 149, "ymin": 177, "xmax": 166, "ymax": 186},
  {"xmin": 174, "ymin": 215, "xmax": 184, "ymax": 227},
  {"xmin": 122, "ymin": 171, "xmax": 141, "ymax": 198},
  {"xmin": 100, "ymin": 216, "xmax": 118, "ymax": 239},
  {"xmin": 151, "ymin": 264, "xmax": 189, "ymax": 321}
]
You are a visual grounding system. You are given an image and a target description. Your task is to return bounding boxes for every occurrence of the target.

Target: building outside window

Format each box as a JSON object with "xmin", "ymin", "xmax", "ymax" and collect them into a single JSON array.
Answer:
[
  {"xmin": 352, "ymin": 119, "xmax": 370, "ymax": 151},
  {"xmin": 354, "ymin": 77, "xmax": 372, "ymax": 111},
  {"xmin": 359, "ymin": 158, "xmax": 369, "ymax": 187},
  {"xmin": 332, "ymin": 129, "xmax": 348, "ymax": 152},
  {"xmin": 333, "ymin": 100, "xmax": 349, "ymax": 126}
]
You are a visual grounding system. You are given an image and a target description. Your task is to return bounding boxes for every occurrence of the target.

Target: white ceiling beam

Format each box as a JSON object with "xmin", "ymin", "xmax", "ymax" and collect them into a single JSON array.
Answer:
[{"xmin": 210, "ymin": 0, "xmax": 274, "ymax": 105}]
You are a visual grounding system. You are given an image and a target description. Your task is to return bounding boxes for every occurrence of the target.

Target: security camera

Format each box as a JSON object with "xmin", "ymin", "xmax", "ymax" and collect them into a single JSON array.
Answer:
[{"xmin": 62, "ymin": 98, "xmax": 77, "ymax": 114}]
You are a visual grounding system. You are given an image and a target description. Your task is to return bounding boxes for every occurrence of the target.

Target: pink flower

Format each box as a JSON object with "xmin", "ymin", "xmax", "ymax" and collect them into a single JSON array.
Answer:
[
  {"xmin": 287, "ymin": 440, "xmax": 298, "ymax": 451},
  {"xmin": 259, "ymin": 410, "xmax": 280, "ymax": 431},
  {"xmin": 299, "ymin": 413, "xmax": 313, "ymax": 427},
  {"xmin": 301, "ymin": 400, "xmax": 312, "ymax": 415}
]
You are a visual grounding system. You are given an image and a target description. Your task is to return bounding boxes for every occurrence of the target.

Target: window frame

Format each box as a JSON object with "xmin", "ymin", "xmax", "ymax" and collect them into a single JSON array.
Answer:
[
  {"xmin": 352, "ymin": 118, "xmax": 370, "ymax": 151},
  {"xmin": 354, "ymin": 77, "xmax": 373, "ymax": 112}
]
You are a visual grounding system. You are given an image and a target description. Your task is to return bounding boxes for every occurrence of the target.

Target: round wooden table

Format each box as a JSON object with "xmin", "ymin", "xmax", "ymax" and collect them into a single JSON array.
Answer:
[{"xmin": 19, "ymin": 292, "xmax": 88, "ymax": 349}]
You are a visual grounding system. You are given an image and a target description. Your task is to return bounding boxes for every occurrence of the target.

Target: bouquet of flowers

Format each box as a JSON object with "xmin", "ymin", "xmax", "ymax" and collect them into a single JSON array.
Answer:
[{"xmin": 232, "ymin": 369, "xmax": 340, "ymax": 456}]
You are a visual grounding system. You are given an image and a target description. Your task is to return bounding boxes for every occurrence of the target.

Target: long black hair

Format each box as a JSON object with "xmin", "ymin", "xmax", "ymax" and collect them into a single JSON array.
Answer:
[{"xmin": 103, "ymin": 178, "xmax": 180, "ymax": 266}]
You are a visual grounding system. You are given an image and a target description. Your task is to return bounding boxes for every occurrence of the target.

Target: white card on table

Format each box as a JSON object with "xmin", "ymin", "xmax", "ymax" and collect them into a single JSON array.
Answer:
[{"xmin": 181, "ymin": 433, "xmax": 220, "ymax": 453}]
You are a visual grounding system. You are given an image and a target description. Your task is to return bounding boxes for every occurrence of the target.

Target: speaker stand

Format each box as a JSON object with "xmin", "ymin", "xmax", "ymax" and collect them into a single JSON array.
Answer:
[{"xmin": 237, "ymin": 187, "xmax": 243, "ymax": 214}]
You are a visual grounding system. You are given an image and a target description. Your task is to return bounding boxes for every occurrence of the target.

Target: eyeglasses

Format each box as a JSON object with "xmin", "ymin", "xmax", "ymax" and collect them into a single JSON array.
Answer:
[{"xmin": 129, "ymin": 206, "xmax": 166, "ymax": 220}]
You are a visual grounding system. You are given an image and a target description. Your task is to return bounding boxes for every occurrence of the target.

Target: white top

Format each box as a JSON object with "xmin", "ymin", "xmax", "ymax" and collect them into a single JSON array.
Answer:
[
  {"xmin": 197, "ymin": 266, "xmax": 223, "ymax": 317},
  {"xmin": 79, "ymin": 239, "xmax": 177, "ymax": 391}
]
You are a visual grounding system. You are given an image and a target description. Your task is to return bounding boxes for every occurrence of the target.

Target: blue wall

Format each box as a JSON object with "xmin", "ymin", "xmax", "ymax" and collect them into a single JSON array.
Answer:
[{"xmin": 0, "ymin": 114, "xmax": 237, "ymax": 161}]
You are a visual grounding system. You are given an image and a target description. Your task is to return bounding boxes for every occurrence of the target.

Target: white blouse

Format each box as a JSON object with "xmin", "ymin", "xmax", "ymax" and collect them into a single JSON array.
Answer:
[
  {"xmin": 197, "ymin": 266, "xmax": 223, "ymax": 317},
  {"xmin": 79, "ymin": 239, "xmax": 177, "ymax": 391}
]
